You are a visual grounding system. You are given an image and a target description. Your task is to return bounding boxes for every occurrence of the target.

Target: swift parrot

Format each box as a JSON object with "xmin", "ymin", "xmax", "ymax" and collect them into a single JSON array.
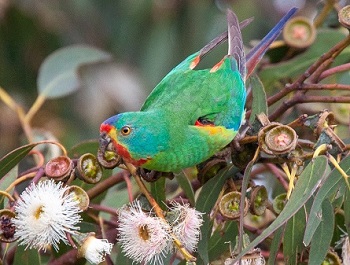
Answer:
[{"xmin": 99, "ymin": 8, "xmax": 297, "ymax": 172}]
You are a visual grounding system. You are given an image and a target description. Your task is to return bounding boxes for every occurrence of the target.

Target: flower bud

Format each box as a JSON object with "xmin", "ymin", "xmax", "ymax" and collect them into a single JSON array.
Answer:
[
  {"xmin": 65, "ymin": 185, "xmax": 90, "ymax": 211},
  {"xmin": 273, "ymin": 193, "xmax": 287, "ymax": 214},
  {"xmin": 198, "ymin": 159, "xmax": 227, "ymax": 184},
  {"xmin": 339, "ymin": 5, "xmax": 350, "ymax": 29},
  {"xmin": 219, "ymin": 191, "xmax": 249, "ymax": 220},
  {"xmin": 250, "ymin": 186, "xmax": 268, "ymax": 216},
  {"xmin": 77, "ymin": 233, "xmax": 113, "ymax": 265},
  {"xmin": 322, "ymin": 249, "xmax": 342, "ymax": 265},
  {"xmin": 45, "ymin": 156, "xmax": 73, "ymax": 181},
  {"xmin": 76, "ymin": 153, "xmax": 103, "ymax": 184},
  {"xmin": 0, "ymin": 209, "xmax": 16, "ymax": 242},
  {"xmin": 97, "ymin": 147, "xmax": 121, "ymax": 169},
  {"xmin": 283, "ymin": 16, "xmax": 316, "ymax": 49},
  {"xmin": 259, "ymin": 124, "xmax": 298, "ymax": 156}
]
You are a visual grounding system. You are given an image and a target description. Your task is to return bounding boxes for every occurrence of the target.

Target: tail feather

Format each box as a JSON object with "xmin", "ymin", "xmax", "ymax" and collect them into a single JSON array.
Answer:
[
  {"xmin": 227, "ymin": 9, "xmax": 246, "ymax": 80},
  {"xmin": 246, "ymin": 7, "xmax": 298, "ymax": 78}
]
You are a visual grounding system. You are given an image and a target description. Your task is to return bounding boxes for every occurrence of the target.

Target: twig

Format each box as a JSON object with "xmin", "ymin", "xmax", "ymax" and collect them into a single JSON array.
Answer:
[
  {"xmin": 122, "ymin": 171, "xmax": 134, "ymax": 202},
  {"xmin": 266, "ymin": 34, "xmax": 350, "ymax": 115},
  {"xmin": 269, "ymin": 94, "xmax": 350, "ymax": 121},
  {"xmin": 89, "ymin": 203, "xmax": 118, "ymax": 216},
  {"xmin": 86, "ymin": 170, "xmax": 128, "ymax": 199},
  {"xmin": 319, "ymin": 62, "xmax": 350, "ymax": 81},
  {"xmin": 299, "ymin": 83, "xmax": 350, "ymax": 91}
]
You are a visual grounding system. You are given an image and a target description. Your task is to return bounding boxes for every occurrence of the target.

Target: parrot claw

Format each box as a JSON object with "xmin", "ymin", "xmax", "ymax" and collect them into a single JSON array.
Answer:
[
  {"xmin": 137, "ymin": 168, "xmax": 174, "ymax": 182},
  {"xmin": 137, "ymin": 168, "xmax": 162, "ymax": 182}
]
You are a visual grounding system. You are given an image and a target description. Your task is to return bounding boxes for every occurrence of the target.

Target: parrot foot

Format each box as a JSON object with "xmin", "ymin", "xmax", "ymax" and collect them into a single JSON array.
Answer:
[{"xmin": 137, "ymin": 168, "xmax": 174, "ymax": 182}]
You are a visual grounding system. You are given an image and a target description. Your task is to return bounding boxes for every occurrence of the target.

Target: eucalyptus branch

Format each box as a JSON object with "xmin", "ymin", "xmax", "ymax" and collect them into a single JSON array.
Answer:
[
  {"xmin": 266, "ymin": 34, "xmax": 350, "ymax": 113},
  {"xmin": 269, "ymin": 94, "xmax": 350, "ymax": 121},
  {"xmin": 0, "ymin": 87, "xmax": 34, "ymax": 142},
  {"xmin": 89, "ymin": 203, "xmax": 118, "ymax": 216},
  {"xmin": 319, "ymin": 62, "xmax": 350, "ymax": 81},
  {"xmin": 86, "ymin": 170, "xmax": 128, "ymax": 200},
  {"xmin": 300, "ymin": 83, "xmax": 350, "ymax": 91}
]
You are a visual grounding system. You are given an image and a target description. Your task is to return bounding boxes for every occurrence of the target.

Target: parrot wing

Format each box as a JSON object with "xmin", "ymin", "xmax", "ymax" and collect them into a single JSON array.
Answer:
[
  {"xmin": 141, "ymin": 13, "xmax": 245, "ymax": 130},
  {"xmin": 141, "ymin": 8, "xmax": 297, "ymax": 130},
  {"xmin": 140, "ymin": 12, "xmax": 252, "ymax": 113}
]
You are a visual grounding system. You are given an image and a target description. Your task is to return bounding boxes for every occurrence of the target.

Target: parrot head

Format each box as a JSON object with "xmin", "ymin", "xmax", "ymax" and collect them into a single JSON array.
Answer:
[{"xmin": 99, "ymin": 111, "xmax": 170, "ymax": 167}]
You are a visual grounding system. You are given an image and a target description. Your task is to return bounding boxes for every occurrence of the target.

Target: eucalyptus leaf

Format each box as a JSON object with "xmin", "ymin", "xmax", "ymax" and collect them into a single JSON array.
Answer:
[
  {"xmin": 267, "ymin": 226, "xmax": 284, "ymax": 265},
  {"xmin": 303, "ymin": 155, "xmax": 350, "ymax": 246},
  {"xmin": 13, "ymin": 245, "xmax": 41, "ymax": 265},
  {"xmin": 196, "ymin": 166, "xmax": 239, "ymax": 264},
  {"xmin": 150, "ymin": 177, "xmax": 166, "ymax": 210},
  {"xmin": 345, "ymin": 187, "xmax": 350, "ymax": 235},
  {"xmin": 208, "ymin": 221, "xmax": 238, "ymax": 261},
  {"xmin": 37, "ymin": 45, "xmax": 112, "ymax": 98},
  {"xmin": 68, "ymin": 140, "xmax": 99, "ymax": 158},
  {"xmin": 0, "ymin": 143, "xmax": 38, "ymax": 179},
  {"xmin": 248, "ymin": 75, "xmax": 268, "ymax": 124},
  {"xmin": 175, "ymin": 172, "xmax": 195, "ymax": 205},
  {"xmin": 308, "ymin": 199, "xmax": 334, "ymax": 265},
  {"xmin": 115, "ymin": 243, "xmax": 134, "ymax": 265},
  {"xmin": 0, "ymin": 165, "xmax": 18, "ymax": 208},
  {"xmin": 232, "ymin": 156, "xmax": 328, "ymax": 262},
  {"xmin": 283, "ymin": 206, "xmax": 306, "ymax": 265}
]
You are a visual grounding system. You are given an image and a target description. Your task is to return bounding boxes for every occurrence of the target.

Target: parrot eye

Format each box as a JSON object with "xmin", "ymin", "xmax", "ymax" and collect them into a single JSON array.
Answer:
[{"xmin": 121, "ymin": 126, "xmax": 131, "ymax": 136}]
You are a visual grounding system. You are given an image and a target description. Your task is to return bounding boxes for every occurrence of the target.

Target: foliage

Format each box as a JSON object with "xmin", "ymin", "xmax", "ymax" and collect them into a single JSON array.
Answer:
[{"xmin": 0, "ymin": 1, "xmax": 350, "ymax": 264}]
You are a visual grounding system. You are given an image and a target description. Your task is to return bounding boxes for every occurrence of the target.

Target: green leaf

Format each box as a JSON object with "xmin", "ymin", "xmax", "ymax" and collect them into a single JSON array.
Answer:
[
  {"xmin": 0, "ymin": 143, "xmax": 38, "ymax": 178},
  {"xmin": 303, "ymin": 155, "xmax": 350, "ymax": 246},
  {"xmin": 37, "ymin": 45, "xmax": 111, "ymax": 98},
  {"xmin": 115, "ymin": 244, "xmax": 134, "ymax": 265},
  {"xmin": 196, "ymin": 166, "xmax": 239, "ymax": 264},
  {"xmin": 13, "ymin": 245, "xmax": 41, "ymax": 265},
  {"xmin": 267, "ymin": 227, "xmax": 284, "ymax": 265},
  {"xmin": 236, "ymin": 150, "xmax": 257, "ymax": 254},
  {"xmin": 175, "ymin": 172, "xmax": 195, "ymax": 205},
  {"xmin": 68, "ymin": 139, "xmax": 99, "ymax": 158},
  {"xmin": 232, "ymin": 156, "xmax": 328, "ymax": 262},
  {"xmin": 0, "ymin": 165, "xmax": 18, "ymax": 208},
  {"xmin": 208, "ymin": 221, "xmax": 238, "ymax": 261},
  {"xmin": 248, "ymin": 75, "xmax": 268, "ymax": 124},
  {"xmin": 345, "ymin": 187, "xmax": 350, "ymax": 235},
  {"xmin": 283, "ymin": 206, "xmax": 307, "ymax": 265},
  {"xmin": 308, "ymin": 199, "xmax": 334, "ymax": 265},
  {"xmin": 150, "ymin": 177, "xmax": 166, "ymax": 210},
  {"xmin": 260, "ymin": 30, "xmax": 350, "ymax": 89}
]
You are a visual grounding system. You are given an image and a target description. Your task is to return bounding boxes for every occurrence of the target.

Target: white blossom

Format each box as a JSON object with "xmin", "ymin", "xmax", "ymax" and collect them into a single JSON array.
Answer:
[
  {"xmin": 79, "ymin": 235, "xmax": 113, "ymax": 264},
  {"xmin": 169, "ymin": 201, "xmax": 203, "ymax": 252},
  {"xmin": 118, "ymin": 201, "xmax": 172, "ymax": 264},
  {"xmin": 13, "ymin": 180, "xmax": 81, "ymax": 251},
  {"xmin": 342, "ymin": 236, "xmax": 350, "ymax": 265}
]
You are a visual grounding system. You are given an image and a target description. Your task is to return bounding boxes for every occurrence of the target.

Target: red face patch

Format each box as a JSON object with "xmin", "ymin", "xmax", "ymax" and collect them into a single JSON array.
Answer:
[
  {"xmin": 112, "ymin": 139, "xmax": 149, "ymax": 167},
  {"xmin": 100, "ymin": 123, "xmax": 113, "ymax": 133}
]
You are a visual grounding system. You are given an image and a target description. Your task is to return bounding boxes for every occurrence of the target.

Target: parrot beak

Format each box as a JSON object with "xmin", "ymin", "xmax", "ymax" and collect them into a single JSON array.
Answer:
[{"xmin": 99, "ymin": 131, "xmax": 115, "ymax": 154}]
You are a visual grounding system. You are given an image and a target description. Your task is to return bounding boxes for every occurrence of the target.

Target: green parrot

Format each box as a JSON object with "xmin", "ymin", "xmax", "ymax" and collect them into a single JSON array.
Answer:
[{"xmin": 99, "ymin": 8, "xmax": 297, "ymax": 172}]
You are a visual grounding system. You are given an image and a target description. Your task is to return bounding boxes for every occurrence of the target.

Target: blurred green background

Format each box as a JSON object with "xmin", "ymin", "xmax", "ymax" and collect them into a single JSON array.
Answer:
[{"xmin": 0, "ymin": 0, "xmax": 318, "ymax": 156}]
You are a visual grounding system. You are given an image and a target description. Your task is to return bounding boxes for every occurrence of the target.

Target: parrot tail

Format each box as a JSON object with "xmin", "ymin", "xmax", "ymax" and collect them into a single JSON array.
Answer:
[
  {"xmin": 190, "ymin": 17, "xmax": 253, "ymax": 70},
  {"xmin": 245, "ymin": 7, "xmax": 298, "ymax": 78},
  {"xmin": 227, "ymin": 9, "xmax": 246, "ymax": 81}
]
